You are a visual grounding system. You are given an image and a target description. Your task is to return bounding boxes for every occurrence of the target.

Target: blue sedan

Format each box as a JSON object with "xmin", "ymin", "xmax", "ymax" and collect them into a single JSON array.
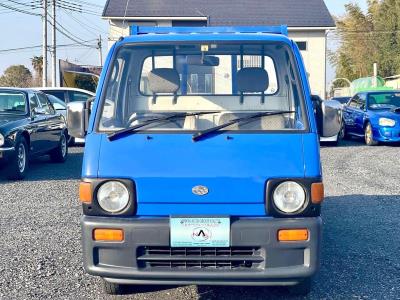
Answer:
[{"xmin": 342, "ymin": 91, "xmax": 400, "ymax": 145}]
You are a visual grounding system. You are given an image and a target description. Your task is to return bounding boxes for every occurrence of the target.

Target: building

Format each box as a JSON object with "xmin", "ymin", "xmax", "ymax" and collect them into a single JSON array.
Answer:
[{"xmin": 102, "ymin": 0, "xmax": 335, "ymax": 97}]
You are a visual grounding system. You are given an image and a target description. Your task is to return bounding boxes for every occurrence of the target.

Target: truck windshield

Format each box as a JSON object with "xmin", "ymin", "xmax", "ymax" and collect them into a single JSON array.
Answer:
[
  {"xmin": 98, "ymin": 42, "xmax": 307, "ymax": 133},
  {"xmin": 0, "ymin": 91, "xmax": 27, "ymax": 115}
]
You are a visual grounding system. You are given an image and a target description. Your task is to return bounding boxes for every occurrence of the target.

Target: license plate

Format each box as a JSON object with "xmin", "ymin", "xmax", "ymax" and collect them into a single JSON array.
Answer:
[{"xmin": 170, "ymin": 217, "xmax": 230, "ymax": 247}]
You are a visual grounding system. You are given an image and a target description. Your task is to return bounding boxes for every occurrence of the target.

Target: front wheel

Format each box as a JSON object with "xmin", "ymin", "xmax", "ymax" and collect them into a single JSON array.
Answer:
[
  {"xmin": 364, "ymin": 123, "xmax": 378, "ymax": 146},
  {"xmin": 7, "ymin": 138, "xmax": 29, "ymax": 180},
  {"xmin": 50, "ymin": 132, "xmax": 68, "ymax": 163}
]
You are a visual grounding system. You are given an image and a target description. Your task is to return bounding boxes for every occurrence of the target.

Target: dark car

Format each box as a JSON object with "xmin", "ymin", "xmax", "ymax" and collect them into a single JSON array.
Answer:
[
  {"xmin": 342, "ymin": 91, "xmax": 400, "ymax": 145},
  {"xmin": 331, "ymin": 96, "xmax": 351, "ymax": 105},
  {"xmin": 0, "ymin": 88, "xmax": 68, "ymax": 179}
]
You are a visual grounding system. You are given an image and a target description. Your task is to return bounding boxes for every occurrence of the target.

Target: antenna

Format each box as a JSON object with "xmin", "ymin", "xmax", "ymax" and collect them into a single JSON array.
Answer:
[{"xmin": 122, "ymin": 0, "xmax": 131, "ymax": 36}]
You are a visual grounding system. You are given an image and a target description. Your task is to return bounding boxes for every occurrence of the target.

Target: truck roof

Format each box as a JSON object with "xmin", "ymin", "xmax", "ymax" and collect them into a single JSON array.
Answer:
[{"xmin": 118, "ymin": 26, "xmax": 293, "ymax": 46}]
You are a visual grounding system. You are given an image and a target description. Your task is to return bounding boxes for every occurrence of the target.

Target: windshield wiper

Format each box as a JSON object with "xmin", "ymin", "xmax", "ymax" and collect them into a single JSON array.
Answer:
[
  {"xmin": 192, "ymin": 110, "xmax": 295, "ymax": 142},
  {"xmin": 108, "ymin": 111, "xmax": 220, "ymax": 141}
]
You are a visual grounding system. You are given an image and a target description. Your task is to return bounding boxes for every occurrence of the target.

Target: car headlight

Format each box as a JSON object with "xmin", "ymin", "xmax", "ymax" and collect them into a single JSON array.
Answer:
[
  {"xmin": 0, "ymin": 133, "xmax": 4, "ymax": 147},
  {"xmin": 379, "ymin": 118, "xmax": 396, "ymax": 127},
  {"xmin": 97, "ymin": 181, "xmax": 130, "ymax": 213},
  {"xmin": 273, "ymin": 181, "xmax": 306, "ymax": 213}
]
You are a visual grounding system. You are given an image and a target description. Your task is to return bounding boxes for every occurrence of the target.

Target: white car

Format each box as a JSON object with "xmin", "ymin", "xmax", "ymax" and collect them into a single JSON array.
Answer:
[
  {"xmin": 36, "ymin": 88, "xmax": 95, "ymax": 144},
  {"xmin": 33, "ymin": 87, "xmax": 95, "ymax": 104}
]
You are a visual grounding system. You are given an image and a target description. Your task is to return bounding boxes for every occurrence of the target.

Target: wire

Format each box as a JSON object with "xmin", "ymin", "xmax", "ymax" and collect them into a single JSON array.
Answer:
[
  {"xmin": 0, "ymin": 2, "xmax": 41, "ymax": 16},
  {"xmin": 0, "ymin": 40, "xmax": 97, "ymax": 53}
]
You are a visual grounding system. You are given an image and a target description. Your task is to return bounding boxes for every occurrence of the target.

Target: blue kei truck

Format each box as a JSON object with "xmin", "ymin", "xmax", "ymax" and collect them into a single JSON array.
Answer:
[{"xmin": 67, "ymin": 26, "xmax": 341, "ymax": 295}]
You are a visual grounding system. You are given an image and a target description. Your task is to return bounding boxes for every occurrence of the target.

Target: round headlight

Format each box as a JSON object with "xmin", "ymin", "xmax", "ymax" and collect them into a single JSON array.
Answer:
[
  {"xmin": 0, "ymin": 133, "xmax": 4, "ymax": 147},
  {"xmin": 97, "ymin": 181, "xmax": 129, "ymax": 213},
  {"xmin": 273, "ymin": 181, "xmax": 306, "ymax": 213}
]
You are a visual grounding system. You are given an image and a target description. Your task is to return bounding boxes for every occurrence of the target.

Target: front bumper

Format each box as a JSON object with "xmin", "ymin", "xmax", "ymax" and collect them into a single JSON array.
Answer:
[
  {"xmin": 0, "ymin": 146, "xmax": 15, "ymax": 161},
  {"xmin": 82, "ymin": 216, "xmax": 321, "ymax": 286},
  {"xmin": 374, "ymin": 126, "xmax": 400, "ymax": 142}
]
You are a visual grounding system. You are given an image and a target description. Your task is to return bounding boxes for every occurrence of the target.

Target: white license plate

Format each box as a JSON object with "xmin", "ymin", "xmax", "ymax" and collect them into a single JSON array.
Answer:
[{"xmin": 170, "ymin": 217, "xmax": 230, "ymax": 247}]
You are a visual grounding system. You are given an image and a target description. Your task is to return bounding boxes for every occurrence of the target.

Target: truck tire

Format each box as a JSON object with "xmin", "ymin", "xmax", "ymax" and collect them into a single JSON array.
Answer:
[
  {"xmin": 288, "ymin": 278, "xmax": 312, "ymax": 295},
  {"xmin": 7, "ymin": 137, "xmax": 29, "ymax": 180},
  {"xmin": 50, "ymin": 131, "xmax": 68, "ymax": 163},
  {"xmin": 102, "ymin": 279, "xmax": 130, "ymax": 295}
]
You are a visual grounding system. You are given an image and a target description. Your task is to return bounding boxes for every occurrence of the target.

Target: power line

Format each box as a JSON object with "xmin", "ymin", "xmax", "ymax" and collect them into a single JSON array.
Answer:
[
  {"xmin": 0, "ymin": 2, "xmax": 41, "ymax": 16},
  {"xmin": 0, "ymin": 41, "xmax": 98, "ymax": 53}
]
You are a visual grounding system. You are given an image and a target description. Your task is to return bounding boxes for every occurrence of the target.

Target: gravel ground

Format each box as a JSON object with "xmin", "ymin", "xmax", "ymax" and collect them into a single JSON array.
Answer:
[{"xmin": 0, "ymin": 140, "xmax": 399, "ymax": 300}]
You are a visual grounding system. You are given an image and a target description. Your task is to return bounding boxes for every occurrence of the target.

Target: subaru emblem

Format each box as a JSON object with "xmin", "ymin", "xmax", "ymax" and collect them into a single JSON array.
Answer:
[{"xmin": 192, "ymin": 185, "xmax": 209, "ymax": 196}]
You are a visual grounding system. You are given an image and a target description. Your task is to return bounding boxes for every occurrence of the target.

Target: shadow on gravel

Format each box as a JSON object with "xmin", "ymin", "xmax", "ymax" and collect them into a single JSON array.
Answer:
[{"xmin": 0, "ymin": 148, "xmax": 83, "ymax": 182}]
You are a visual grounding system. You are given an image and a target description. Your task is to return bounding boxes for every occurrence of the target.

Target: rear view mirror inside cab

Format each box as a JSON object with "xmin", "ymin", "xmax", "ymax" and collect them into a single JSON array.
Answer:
[{"xmin": 185, "ymin": 55, "xmax": 220, "ymax": 67}]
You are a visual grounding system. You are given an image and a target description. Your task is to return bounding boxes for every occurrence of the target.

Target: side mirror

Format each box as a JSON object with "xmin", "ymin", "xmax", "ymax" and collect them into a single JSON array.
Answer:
[
  {"xmin": 318, "ymin": 100, "xmax": 342, "ymax": 138},
  {"xmin": 67, "ymin": 102, "xmax": 89, "ymax": 138}
]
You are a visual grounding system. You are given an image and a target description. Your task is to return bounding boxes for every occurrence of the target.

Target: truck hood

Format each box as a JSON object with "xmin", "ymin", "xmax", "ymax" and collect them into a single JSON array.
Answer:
[{"xmin": 97, "ymin": 133, "xmax": 308, "ymax": 209}]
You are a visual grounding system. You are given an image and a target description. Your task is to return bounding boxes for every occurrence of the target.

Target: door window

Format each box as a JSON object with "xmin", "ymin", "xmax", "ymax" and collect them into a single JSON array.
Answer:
[
  {"xmin": 358, "ymin": 93, "xmax": 366, "ymax": 110},
  {"xmin": 46, "ymin": 90, "xmax": 66, "ymax": 102},
  {"xmin": 36, "ymin": 93, "xmax": 55, "ymax": 114},
  {"xmin": 349, "ymin": 95, "xmax": 361, "ymax": 108},
  {"xmin": 68, "ymin": 91, "xmax": 91, "ymax": 102},
  {"xmin": 28, "ymin": 92, "xmax": 39, "ymax": 112}
]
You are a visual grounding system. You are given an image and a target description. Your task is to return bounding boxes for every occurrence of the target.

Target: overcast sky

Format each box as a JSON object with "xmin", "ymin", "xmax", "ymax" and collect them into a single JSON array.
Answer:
[{"xmin": 0, "ymin": 0, "xmax": 368, "ymax": 86}]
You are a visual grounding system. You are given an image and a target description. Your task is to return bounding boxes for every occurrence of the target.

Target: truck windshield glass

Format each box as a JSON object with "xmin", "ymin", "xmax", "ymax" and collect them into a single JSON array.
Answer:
[
  {"xmin": 99, "ymin": 42, "xmax": 307, "ymax": 132},
  {"xmin": 368, "ymin": 92, "xmax": 400, "ymax": 110},
  {"xmin": 0, "ymin": 91, "xmax": 27, "ymax": 114}
]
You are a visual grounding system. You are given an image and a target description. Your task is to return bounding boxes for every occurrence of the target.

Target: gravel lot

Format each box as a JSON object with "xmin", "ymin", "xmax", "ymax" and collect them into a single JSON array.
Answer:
[{"xmin": 0, "ymin": 140, "xmax": 399, "ymax": 300}]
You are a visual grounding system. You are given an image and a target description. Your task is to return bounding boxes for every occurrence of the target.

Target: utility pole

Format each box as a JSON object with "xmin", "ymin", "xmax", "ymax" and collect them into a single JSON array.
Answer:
[
  {"xmin": 97, "ymin": 35, "xmax": 103, "ymax": 67},
  {"xmin": 51, "ymin": 0, "xmax": 56, "ymax": 87},
  {"xmin": 42, "ymin": 0, "xmax": 48, "ymax": 87},
  {"xmin": 373, "ymin": 62, "xmax": 378, "ymax": 88}
]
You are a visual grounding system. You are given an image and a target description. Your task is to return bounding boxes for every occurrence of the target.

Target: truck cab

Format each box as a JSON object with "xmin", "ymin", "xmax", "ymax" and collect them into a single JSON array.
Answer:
[{"xmin": 68, "ymin": 26, "xmax": 340, "ymax": 295}]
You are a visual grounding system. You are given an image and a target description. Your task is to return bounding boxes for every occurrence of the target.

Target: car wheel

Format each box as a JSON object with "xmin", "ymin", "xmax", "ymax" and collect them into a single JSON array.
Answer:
[
  {"xmin": 288, "ymin": 278, "xmax": 312, "ymax": 295},
  {"xmin": 50, "ymin": 132, "xmax": 68, "ymax": 163},
  {"xmin": 7, "ymin": 137, "xmax": 28, "ymax": 180},
  {"xmin": 364, "ymin": 122, "xmax": 378, "ymax": 146},
  {"xmin": 339, "ymin": 123, "xmax": 348, "ymax": 140},
  {"xmin": 102, "ymin": 279, "xmax": 131, "ymax": 295}
]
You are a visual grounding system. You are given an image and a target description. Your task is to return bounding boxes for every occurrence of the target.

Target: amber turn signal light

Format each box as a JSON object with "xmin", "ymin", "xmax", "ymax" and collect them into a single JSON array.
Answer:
[
  {"xmin": 278, "ymin": 229, "xmax": 309, "ymax": 241},
  {"xmin": 93, "ymin": 229, "xmax": 124, "ymax": 242},
  {"xmin": 79, "ymin": 182, "xmax": 92, "ymax": 203},
  {"xmin": 311, "ymin": 182, "xmax": 324, "ymax": 204}
]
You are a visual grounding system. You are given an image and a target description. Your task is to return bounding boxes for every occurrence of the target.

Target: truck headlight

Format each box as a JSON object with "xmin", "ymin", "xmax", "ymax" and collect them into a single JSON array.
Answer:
[
  {"xmin": 0, "ymin": 133, "xmax": 4, "ymax": 147},
  {"xmin": 97, "ymin": 181, "xmax": 130, "ymax": 213},
  {"xmin": 273, "ymin": 181, "xmax": 306, "ymax": 213},
  {"xmin": 379, "ymin": 118, "xmax": 396, "ymax": 127}
]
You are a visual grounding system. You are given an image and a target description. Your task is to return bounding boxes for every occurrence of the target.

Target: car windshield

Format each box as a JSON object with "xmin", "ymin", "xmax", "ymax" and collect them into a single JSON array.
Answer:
[
  {"xmin": 368, "ymin": 92, "xmax": 400, "ymax": 110},
  {"xmin": 0, "ymin": 91, "xmax": 27, "ymax": 114},
  {"xmin": 98, "ymin": 42, "xmax": 307, "ymax": 133}
]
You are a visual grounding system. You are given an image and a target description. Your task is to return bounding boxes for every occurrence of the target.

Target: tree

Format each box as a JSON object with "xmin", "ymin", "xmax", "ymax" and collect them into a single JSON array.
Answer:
[
  {"xmin": 330, "ymin": 0, "xmax": 400, "ymax": 86},
  {"xmin": 31, "ymin": 56, "xmax": 43, "ymax": 86},
  {"xmin": 0, "ymin": 65, "xmax": 32, "ymax": 87}
]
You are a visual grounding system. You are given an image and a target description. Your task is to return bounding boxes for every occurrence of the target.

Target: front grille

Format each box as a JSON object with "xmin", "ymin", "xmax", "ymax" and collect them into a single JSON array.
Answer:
[{"xmin": 137, "ymin": 246, "xmax": 264, "ymax": 270}]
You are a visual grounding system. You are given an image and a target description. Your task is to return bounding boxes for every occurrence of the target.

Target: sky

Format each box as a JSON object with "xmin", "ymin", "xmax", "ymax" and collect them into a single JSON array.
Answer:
[
  {"xmin": 0, "ymin": 0, "xmax": 108, "ymax": 83},
  {"xmin": 0, "ymin": 0, "xmax": 368, "ymax": 86}
]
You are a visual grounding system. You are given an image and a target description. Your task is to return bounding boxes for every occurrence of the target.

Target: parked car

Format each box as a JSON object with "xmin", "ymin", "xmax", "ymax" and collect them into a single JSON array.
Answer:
[
  {"xmin": 34, "ymin": 87, "xmax": 95, "ymax": 103},
  {"xmin": 331, "ymin": 96, "xmax": 351, "ymax": 106},
  {"xmin": 0, "ymin": 88, "xmax": 68, "ymax": 179},
  {"xmin": 69, "ymin": 26, "xmax": 341, "ymax": 296},
  {"xmin": 46, "ymin": 94, "xmax": 77, "ymax": 145},
  {"xmin": 342, "ymin": 91, "xmax": 400, "ymax": 145},
  {"xmin": 47, "ymin": 94, "xmax": 67, "ymax": 119}
]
